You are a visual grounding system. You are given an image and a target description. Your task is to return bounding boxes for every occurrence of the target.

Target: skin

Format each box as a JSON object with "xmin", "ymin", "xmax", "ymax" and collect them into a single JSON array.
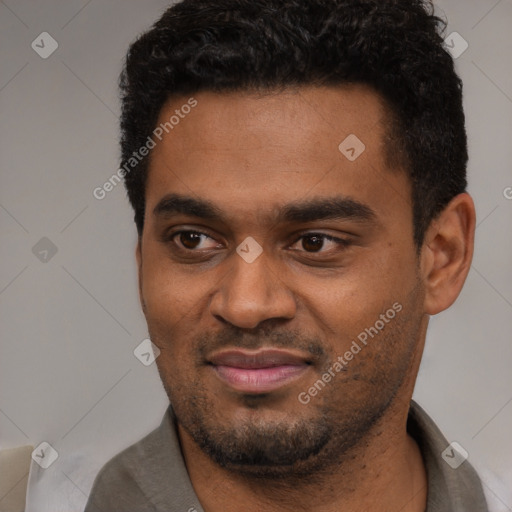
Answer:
[{"xmin": 136, "ymin": 85, "xmax": 475, "ymax": 512}]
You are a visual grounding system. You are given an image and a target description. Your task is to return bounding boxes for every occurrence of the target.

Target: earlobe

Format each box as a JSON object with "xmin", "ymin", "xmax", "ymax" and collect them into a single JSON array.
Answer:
[{"xmin": 421, "ymin": 193, "xmax": 475, "ymax": 315}]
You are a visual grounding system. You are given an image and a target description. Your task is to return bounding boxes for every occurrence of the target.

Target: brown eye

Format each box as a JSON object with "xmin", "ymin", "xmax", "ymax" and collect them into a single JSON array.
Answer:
[
  {"xmin": 301, "ymin": 235, "xmax": 325, "ymax": 252},
  {"xmin": 289, "ymin": 233, "xmax": 351, "ymax": 255},
  {"xmin": 168, "ymin": 230, "xmax": 221, "ymax": 252},
  {"xmin": 179, "ymin": 232, "xmax": 203, "ymax": 249}
]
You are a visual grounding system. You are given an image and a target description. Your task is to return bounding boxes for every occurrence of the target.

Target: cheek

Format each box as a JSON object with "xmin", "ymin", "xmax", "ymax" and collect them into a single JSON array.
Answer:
[
  {"xmin": 140, "ymin": 248, "xmax": 220, "ymax": 369},
  {"xmin": 141, "ymin": 248, "xmax": 207, "ymax": 325},
  {"xmin": 301, "ymin": 247, "xmax": 418, "ymax": 345}
]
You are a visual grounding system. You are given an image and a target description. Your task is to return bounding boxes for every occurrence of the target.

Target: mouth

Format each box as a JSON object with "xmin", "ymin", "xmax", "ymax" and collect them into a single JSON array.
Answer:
[{"xmin": 208, "ymin": 349, "xmax": 312, "ymax": 394}]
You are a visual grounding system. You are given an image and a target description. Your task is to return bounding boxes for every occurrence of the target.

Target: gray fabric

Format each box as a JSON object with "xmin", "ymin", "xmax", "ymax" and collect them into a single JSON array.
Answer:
[
  {"xmin": 84, "ymin": 401, "xmax": 488, "ymax": 512},
  {"xmin": 408, "ymin": 402, "xmax": 488, "ymax": 512},
  {"xmin": 84, "ymin": 408, "xmax": 204, "ymax": 512}
]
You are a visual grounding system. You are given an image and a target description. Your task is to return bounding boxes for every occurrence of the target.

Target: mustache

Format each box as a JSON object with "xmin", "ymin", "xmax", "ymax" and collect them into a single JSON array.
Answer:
[{"xmin": 196, "ymin": 324, "xmax": 327, "ymax": 363}]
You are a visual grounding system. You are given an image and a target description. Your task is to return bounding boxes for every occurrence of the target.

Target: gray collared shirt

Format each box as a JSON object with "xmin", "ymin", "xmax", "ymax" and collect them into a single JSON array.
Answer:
[{"xmin": 84, "ymin": 401, "xmax": 488, "ymax": 512}]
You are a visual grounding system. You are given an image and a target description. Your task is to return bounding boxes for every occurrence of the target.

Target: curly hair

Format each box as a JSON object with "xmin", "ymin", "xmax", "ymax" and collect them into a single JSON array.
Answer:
[{"xmin": 119, "ymin": 0, "xmax": 467, "ymax": 247}]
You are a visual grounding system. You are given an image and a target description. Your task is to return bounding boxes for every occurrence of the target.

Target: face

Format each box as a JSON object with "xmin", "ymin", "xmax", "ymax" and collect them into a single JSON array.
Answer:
[{"xmin": 138, "ymin": 86, "xmax": 427, "ymax": 478}]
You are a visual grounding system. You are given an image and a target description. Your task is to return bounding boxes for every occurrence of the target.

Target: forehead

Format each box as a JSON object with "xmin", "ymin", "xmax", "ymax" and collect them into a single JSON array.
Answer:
[
  {"xmin": 152, "ymin": 85, "xmax": 386, "ymax": 159},
  {"xmin": 145, "ymin": 85, "xmax": 411, "ymax": 229}
]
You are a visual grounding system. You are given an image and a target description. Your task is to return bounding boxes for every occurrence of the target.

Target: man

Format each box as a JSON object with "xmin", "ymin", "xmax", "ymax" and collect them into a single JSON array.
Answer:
[{"xmin": 85, "ymin": 0, "xmax": 488, "ymax": 510}]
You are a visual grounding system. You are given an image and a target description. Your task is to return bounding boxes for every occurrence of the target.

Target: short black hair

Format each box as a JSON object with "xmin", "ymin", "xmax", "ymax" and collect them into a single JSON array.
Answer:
[{"xmin": 119, "ymin": 0, "xmax": 467, "ymax": 247}]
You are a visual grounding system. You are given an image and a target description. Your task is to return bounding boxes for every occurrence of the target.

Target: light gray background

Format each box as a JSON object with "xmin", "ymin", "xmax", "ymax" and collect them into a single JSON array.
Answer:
[{"xmin": 1, "ymin": 1, "xmax": 511, "ymax": 511}]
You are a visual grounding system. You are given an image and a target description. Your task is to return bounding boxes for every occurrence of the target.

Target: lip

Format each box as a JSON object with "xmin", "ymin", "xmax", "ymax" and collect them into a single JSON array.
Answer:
[{"xmin": 209, "ymin": 349, "xmax": 311, "ymax": 393}]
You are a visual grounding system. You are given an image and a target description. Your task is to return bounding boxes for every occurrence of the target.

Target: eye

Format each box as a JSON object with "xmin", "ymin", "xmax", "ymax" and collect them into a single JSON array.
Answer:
[
  {"xmin": 170, "ymin": 230, "xmax": 221, "ymax": 251},
  {"xmin": 290, "ymin": 233, "xmax": 350, "ymax": 253}
]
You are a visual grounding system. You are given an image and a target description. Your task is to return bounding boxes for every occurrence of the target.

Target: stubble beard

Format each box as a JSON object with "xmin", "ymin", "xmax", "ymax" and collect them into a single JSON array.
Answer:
[{"xmin": 151, "ymin": 289, "xmax": 424, "ymax": 482}]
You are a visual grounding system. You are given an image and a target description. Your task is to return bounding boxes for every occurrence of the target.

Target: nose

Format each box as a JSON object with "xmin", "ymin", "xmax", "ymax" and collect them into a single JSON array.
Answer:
[{"xmin": 209, "ymin": 251, "xmax": 296, "ymax": 329}]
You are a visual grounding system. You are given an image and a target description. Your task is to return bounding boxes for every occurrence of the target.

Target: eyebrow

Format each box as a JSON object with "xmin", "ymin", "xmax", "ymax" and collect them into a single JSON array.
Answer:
[{"xmin": 153, "ymin": 193, "xmax": 377, "ymax": 225}]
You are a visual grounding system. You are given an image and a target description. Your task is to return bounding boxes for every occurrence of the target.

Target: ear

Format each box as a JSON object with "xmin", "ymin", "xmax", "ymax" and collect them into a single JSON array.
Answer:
[
  {"xmin": 136, "ymin": 238, "xmax": 146, "ymax": 313},
  {"xmin": 420, "ymin": 193, "xmax": 476, "ymax": 315}
]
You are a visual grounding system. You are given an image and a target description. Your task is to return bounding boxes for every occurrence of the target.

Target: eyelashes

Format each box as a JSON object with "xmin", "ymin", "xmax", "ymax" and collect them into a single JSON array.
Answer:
[{"xmin": 165, "ymin": 229, "xmax": 352, "ymax": 256}]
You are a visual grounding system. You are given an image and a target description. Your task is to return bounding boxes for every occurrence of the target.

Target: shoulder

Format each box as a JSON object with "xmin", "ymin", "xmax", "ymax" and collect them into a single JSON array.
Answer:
[
  {"xmin": 84, "ymin": 411, "xmax": 177, "ymax": 512},
  {"xmin": 84, "ymin": 406, "xmax": 197, "ymax": 512},
  {"xmin": 408, "ymin": 401, "xmax": 489, "ymax": 512},
  {"xmin": 84, "ymin": 428, "xmax": 162, "ymax": 512}
]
